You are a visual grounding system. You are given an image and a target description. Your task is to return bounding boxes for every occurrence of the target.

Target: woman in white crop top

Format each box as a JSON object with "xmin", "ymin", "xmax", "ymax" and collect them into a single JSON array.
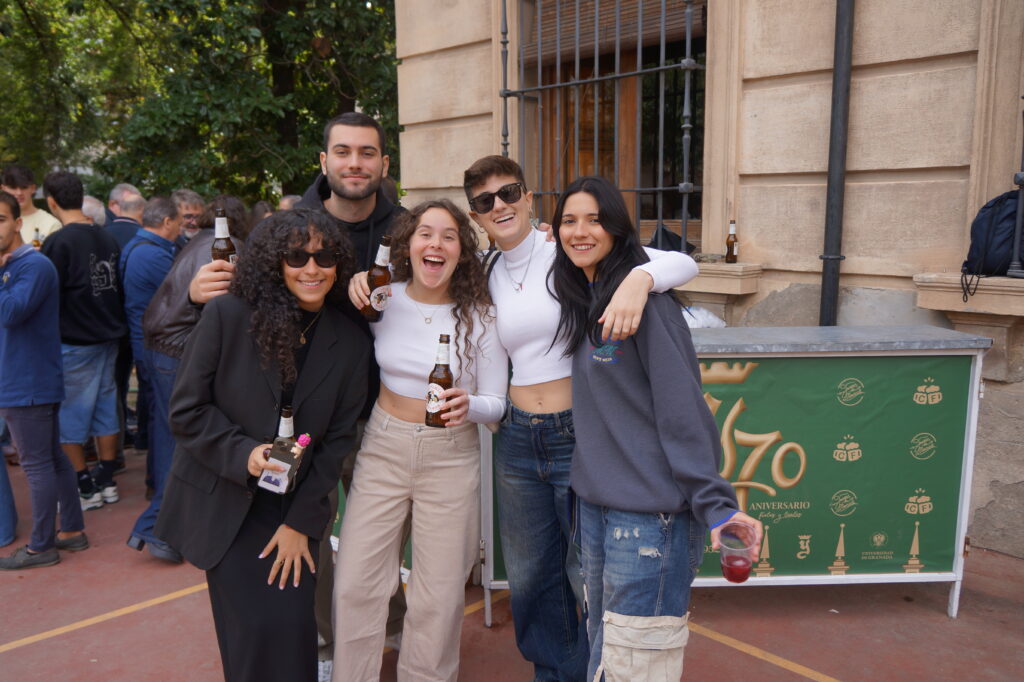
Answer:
[
  {"xmin": 332, "ymin": 199, "xmax": 506, "ymax": 682},
  {"xmin": 461, "ymin": 156, "xmax": 699, "ymax": 681}
]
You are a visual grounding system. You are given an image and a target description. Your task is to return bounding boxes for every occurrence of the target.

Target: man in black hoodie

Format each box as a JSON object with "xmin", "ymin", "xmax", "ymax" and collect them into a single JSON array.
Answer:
[{"xmin": 186, "ymin": 111, "xmax": 406, "ymax": 666}]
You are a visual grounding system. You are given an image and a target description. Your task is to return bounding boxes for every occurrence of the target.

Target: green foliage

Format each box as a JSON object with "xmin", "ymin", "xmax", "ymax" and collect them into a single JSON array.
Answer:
[{"xmin": 0, "ymin": 0, "xmax": 397, "ymax": 203}]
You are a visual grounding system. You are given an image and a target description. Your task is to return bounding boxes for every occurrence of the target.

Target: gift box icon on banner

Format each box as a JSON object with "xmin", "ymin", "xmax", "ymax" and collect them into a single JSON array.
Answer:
[
  {"xmin": 905, "ymin": 489, "xmax": 933, "ymax": 515},
  {"xmin": 833, "ymin": 437, "xmax": 862, "ymax": 462},
  {"xmin": 913, "ymin": 379, "xmax": 943, "ymax": 405}
]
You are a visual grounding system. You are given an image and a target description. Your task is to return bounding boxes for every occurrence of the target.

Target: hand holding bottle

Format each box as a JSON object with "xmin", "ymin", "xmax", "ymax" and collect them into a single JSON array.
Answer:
[
  {"xmin": 438, "ymin": 387, "xmax": 470, "ymax": 426},
  {"xmin": 189, "ymin": 259, "xmax": 236, "ymax": 305},
  {"xmin": 246, "ymin": 443, "xmax": 282, "ymax": 477}
]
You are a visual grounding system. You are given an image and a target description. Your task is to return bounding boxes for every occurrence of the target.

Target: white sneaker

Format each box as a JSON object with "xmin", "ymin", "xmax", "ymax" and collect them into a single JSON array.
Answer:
[
  {"xmin": 99, "ymin": 483, "xmax": 119, "ymax": 504},
  {"xmin": 80, "ymin": 491, "xmax": 103, "ymax": 511}
]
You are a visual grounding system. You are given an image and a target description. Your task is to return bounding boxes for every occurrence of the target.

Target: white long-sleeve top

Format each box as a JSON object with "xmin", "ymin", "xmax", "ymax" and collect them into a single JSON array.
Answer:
[
  {"xmin": 370, "ymin": 281, "xmax": 507, "ymax": 424},
  {"xmin": 489, "ymin": 230, "xmax": 699, "ymax": 386}
]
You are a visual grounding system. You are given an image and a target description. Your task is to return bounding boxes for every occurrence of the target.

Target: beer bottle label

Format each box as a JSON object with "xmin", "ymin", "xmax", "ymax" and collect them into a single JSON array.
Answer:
[
  {"xmin": 375, "ymin": 245, "xmax": 391, "ymax": 267},
  {"xmin": 369, "ymin": 285, "xmax": 390, "ymax": 311},
  {"xmin": 733, "ymin": 243, "xmax": 738, "ymax": 257},
  {"xmin": 425, "ymin": 383, "xmax": 445, "ymax": 413},
  {"xmin": 214, "ymin": 216, "xmax": 230, "ymax": 239}
]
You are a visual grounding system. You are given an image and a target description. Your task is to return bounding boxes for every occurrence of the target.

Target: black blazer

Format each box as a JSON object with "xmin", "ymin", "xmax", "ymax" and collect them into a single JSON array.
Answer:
[{"xmin": 155, "ymin": 294, "xmax": 369, "ymax": 570}]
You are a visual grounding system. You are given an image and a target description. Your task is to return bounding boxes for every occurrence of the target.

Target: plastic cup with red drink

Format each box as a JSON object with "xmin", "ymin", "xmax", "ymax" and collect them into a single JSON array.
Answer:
[{"xmin": 718, "ymin": 521, "xmax": 757, "ymax": 583}]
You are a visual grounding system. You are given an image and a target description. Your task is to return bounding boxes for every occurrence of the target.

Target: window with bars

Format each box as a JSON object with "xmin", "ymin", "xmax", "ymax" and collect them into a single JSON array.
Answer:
[{"xmin": 502, "ymin": 0, "xmax": 706, "ymax": 251}]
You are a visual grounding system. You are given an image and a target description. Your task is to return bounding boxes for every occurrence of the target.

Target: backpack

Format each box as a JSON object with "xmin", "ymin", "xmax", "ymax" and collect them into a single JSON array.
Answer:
[{"xmin": 960, "ymin": 189, "xmax": 1021, "ymax": 301}]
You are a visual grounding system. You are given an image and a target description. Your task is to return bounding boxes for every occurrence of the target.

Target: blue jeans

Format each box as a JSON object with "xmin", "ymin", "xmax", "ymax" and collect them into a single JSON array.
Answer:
[
  {"xmin": 0, "ymin": 450, "xmax": 17, "ymax": 546},
  {"xmin": 495, "ymin": 404, "xmax": 588, "ymax": 682},
  {"xmin": 580, "ymin": 501, "xmax": 704, "ymax": 682},
  {"xmin": 0, "ymin": 404, "xmax": 84, "ymax": 552},
  {"xmin": 130, "ymin": 348, "xmax": 178, "ymax": 543}
]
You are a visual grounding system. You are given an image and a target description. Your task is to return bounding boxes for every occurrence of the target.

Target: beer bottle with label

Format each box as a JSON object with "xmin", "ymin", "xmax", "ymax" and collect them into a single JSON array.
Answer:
[
  {"xmin": 425, "ymin": 334, "xmax": 453, "ymax": 428},
  {"xmin": 361, "ymin": 235, "xmax": 393, "ymax": 322},
  {"xmin": 273, "ymin": 406, "xmax": 295, "ymax": 449},
  {"xmin": 211, "ymin": 207, "xmax": 237, "ymax": 263},
  {"xmin": 32, "ymin": 228, "xmax": 42, "ymax": 248},
  {"xmin": 725, "ymin": 220, "xmax": 738, "ymax": 264}
]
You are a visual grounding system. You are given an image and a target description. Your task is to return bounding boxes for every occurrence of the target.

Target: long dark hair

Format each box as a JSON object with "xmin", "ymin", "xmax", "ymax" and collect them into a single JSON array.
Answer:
[
  {"xmin": 390, "ymin": 198, "xmax": 493, "ymax": 381},
  {"xmin": 230, "ymin": 208, "xmax": 355, "ymax": 384},
  {"xmin": 550, "ymin": 176, "xmax": 649, "ymax": 354}
]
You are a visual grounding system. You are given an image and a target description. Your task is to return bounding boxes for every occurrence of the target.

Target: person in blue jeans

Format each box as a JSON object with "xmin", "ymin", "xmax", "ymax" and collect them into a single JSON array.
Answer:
[
  {"xmin": 0, "ymin": 190, "xmax": 88, "ymax": 570},
  {"xmin": 550, "ymin": 176, "xmax": 762, "ymax": 680},
  {"xmin": 462, "ymin": 157, "xmax": 700, "ymax": 681},
  {"xmin": 0, "ymin": 444, "xmax": 17, "ymax": 547},
  {"xmin": 120, "ymin": 197, "xmax": 183, "ymax": 563}
]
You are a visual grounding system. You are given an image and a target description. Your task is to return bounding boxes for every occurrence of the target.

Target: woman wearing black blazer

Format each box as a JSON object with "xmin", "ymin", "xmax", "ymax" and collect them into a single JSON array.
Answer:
[{"xmin": 155, "ymin": 209, "xmax": 369, "ymax": 682}]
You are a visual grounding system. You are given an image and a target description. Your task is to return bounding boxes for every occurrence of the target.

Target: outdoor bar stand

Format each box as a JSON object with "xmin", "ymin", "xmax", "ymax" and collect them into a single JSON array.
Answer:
[{"xmin": 481, "ymin": 325, "xmax": 991, "ymax": 623}]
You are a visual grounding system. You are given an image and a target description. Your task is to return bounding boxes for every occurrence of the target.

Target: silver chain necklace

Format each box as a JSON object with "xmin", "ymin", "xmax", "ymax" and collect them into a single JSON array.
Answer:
[{"xmin": 505, "ymin": 230, "xmax": 535, "ymax": 292}]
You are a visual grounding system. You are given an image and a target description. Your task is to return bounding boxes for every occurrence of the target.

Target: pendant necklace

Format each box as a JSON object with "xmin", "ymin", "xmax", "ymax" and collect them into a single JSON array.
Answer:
[
  {"xmin": 411, "ymin": 299, "xmax": 444, "ymax": 324},
  {"xmin": 299, "ymin": 308, "xmax": 323, "ymax": 345},
  {"xmin": 506, "ymin": 231, "xmax": 535, "ymax": 293}
]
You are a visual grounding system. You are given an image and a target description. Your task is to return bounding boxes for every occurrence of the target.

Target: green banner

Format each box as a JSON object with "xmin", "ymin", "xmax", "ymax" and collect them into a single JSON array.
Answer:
[{"xmin": 697, "ymin": 354, "xmax": 971, "ymax": 577}]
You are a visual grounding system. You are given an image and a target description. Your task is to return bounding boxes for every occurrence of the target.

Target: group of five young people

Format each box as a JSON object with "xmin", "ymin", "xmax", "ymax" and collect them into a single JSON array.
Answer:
[{"xmin": 159, "ymin": 138, "xmax": 760, "ymax": 681}]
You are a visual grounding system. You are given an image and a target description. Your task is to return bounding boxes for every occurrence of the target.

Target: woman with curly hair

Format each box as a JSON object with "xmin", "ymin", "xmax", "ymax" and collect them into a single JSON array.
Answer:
[
  {"xmin": 332, "ymin": 198, "xmax": 507, "ymax": 682},
  {"xmin": 155, "ymin": 209, "xmax": 370, "ymax": 682}
]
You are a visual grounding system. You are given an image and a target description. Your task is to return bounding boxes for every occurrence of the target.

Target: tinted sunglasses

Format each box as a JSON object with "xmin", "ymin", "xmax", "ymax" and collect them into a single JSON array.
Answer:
[
  {"xmin": 281, "ymin": 249, "xmax": 342, "ymax": 268},
  {"xmin": 468, "ymin": 182, "xmax": 526, "ymax": 214}
]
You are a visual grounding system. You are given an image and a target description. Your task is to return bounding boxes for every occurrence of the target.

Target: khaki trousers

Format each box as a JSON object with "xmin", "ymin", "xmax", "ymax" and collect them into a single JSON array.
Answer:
[{"xmin": 332, "ymin": 405, "xmax": 480, "ymax": 682}]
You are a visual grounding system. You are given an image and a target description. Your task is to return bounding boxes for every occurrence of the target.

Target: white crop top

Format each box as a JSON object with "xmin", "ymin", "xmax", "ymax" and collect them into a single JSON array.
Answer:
[
  {"xmin": 489, "ymin": 230, "xmax": 699, "ymax": 387},
  {"xmin": 370, "ymin": 281, "xmax": 507, "ymax": 424}
]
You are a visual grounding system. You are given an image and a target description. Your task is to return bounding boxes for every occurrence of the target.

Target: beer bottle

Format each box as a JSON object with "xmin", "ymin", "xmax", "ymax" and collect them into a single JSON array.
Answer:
[
  {"xmin": 273, "ymin": 406, "xmax": 295, "ymax": 449},
  {"xmin": 211, "ymin": 207, "xmax": 237, "ymax": 263},
  {"xmin": 725, "ymin": 220, "xmax": 738, "ymax": 264},
  {"xmin": 425, "ymin": 333, "xmax": 453, "ymax": 428},
  {"xmin": 32, "ymin": 228, "xmax": 42, "ymax": 248},
  {"xmin": 361, "ymin": 235, "xmax": 393, "ymax": 322}
]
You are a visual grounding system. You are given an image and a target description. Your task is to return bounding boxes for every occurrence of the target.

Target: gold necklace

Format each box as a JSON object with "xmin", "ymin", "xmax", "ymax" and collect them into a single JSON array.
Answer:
[
  {"xmin": 299, "ymin": 308, "xmax": 323, "ymax": 345},
  {"xmin": 410, "ymin": 299, "xmax": 444, "ymax": 324}
]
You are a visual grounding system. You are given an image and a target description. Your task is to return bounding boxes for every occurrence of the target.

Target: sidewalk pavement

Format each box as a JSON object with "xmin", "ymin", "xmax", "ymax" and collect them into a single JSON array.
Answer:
[{"xmin": 1, "ymin": 456, "xmax": 1021, "ymax": 681}]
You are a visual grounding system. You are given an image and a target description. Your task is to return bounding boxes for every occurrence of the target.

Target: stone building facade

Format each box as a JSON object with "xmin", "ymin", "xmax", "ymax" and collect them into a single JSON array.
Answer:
[{"xmin": 393, "ymin": 0, "xmax": 1023, "ymax": 557}]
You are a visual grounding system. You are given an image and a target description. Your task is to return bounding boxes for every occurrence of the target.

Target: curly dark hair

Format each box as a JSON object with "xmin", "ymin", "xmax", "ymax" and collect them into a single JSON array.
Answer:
[
  {"xmin": 230, "ymin": 208, "xmax": 355, "ymax": 385},
  {"xmin": 389, "ymin": 199, "xmax": 493, "ymax": 382}
]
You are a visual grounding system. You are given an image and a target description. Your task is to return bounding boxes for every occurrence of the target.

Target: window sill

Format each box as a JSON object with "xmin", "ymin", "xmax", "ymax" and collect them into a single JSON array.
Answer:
[
  {"xmin": 914, "ymin": 272, "xmax": 1024, "ymax": 382},
  {"xmin": 913, "ymin": 273, "xmax": 1024, "ymax": 317},
  {"xmin": 679, "ymin": 262, "xmax": 762, "ymax": 296}
]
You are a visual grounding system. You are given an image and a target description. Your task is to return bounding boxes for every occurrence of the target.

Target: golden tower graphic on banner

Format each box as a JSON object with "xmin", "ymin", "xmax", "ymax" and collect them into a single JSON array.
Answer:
[
  {"xmin": 829, "ymin": 523, "xmax": 849, "ymax": 575},
  {"xmin": 903, "ymin": 521, "xmax": 926, "ymax": 573},
  {"xmin": 754, "ymin": 526, "xmax": 774, "ymax": 577}
]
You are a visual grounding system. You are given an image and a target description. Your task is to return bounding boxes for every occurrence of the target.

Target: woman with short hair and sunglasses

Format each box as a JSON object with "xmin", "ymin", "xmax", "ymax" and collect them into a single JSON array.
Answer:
[
  {"xmin": 462, "ymin": 157, "xmax": 698, "ymax": 681},
  {"xmin": 333, "ymin": 198, "xmax": 506, "ymax": 682},
  {"xmin": 155, "ymin": 209, "xmax": 370, "ymax": 682},
  {"xmin": 550, "ymin": 176, "xmax": 760, "ymax": 681}
]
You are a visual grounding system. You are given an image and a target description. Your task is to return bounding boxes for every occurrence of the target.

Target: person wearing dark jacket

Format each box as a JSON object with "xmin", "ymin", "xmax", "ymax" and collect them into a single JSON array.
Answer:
[
  {"xmin": 187, "ymin": 113, "xmax": 407, "ymax": 661},
  {"xmin": 155, "ymin": 210, "xmax": 368, "ymax": 682}
]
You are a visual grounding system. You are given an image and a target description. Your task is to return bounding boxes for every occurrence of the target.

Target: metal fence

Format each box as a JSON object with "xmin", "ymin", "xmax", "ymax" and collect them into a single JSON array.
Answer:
[{"xmin": 500, "ymin": 0, "xmax": 705, "ymax": 251}]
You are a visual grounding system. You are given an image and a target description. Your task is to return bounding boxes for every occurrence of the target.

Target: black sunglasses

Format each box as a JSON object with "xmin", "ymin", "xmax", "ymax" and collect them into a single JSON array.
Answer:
[
  {"xmin": 468, "ymin": 182, "xmax": 526, "ymax": 214},
  {"xmin": 281, "ymin": 249, "xmax": 342, "ymax": 268}
]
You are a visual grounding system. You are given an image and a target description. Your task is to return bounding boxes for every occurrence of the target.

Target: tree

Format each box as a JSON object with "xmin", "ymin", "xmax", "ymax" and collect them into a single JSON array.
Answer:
[
  {"xmin": 0, "ymin": 0, "xmax": 398, "ymax": 202},
  {"xmin": 98, "ymin": 0, "xmax": 398, "ymax": 200},
  {"xmin": 0, "ymin": 0, "xmax": 157, "ymax": 179}
]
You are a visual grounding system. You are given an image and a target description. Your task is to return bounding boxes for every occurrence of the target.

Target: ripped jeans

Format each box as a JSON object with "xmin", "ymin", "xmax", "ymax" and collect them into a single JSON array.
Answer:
[{"xmin": 579, "ymin": 501, "xmax": 705, "ymax": 682}]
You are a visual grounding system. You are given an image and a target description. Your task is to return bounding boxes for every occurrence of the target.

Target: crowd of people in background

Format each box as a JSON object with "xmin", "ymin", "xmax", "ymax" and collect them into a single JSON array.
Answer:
[{"xmin": 0, "ymin": 109, "xmax": 761, "ymax": 682}]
